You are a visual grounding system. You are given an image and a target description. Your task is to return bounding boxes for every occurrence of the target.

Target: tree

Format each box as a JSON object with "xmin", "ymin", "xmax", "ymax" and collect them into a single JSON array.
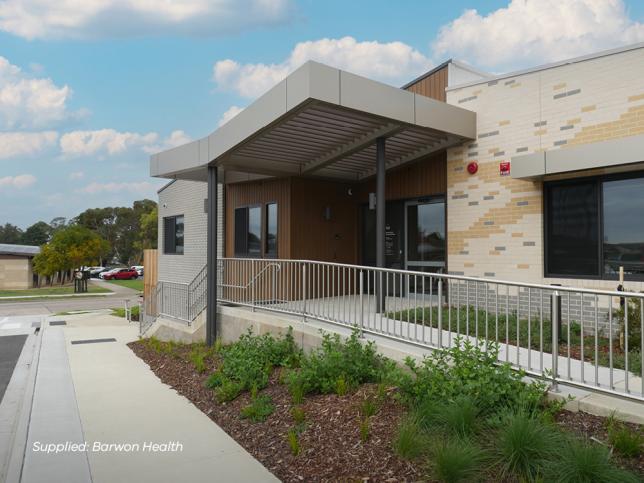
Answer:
[
  {"xmin": 138, "ymin": 206, "xmax": 158, "ymax": 250},
  {"xmin": 21, "ymin": 221, "xmax": 51, "ymax": 246},
  {"xmin": 33, "ymin": 225, "xmax": 110, "ymax": 284},
  {"xmin": 0, "ymin": 223, "xmax": 24, "ymax": 244}
]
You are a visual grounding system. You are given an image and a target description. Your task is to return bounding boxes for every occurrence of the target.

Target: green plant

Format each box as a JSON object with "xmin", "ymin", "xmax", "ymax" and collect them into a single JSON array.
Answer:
[
  {"xmin": 214, "ymin": 378, "xmax": 243, "ymax": 403},
  {"xmin": 608, "ymin": 425, "xmax": 643, "ymax": 458},
  {"xmin": 431, "ymin": 438, "xmax": 487, "ymax": 483},
  {"xmin": 287, "ymin": 429, "xmax": 301, "ymax": 456},
  {"xmin": 402, "ymin": 338, "xmax": 546, "ymax": 414},
  {"xmin": 359, "ymin": 418, "xmax": 370, "ymax": 443},
  {"xmin": 393, "ymin": 415, "xmax": 427, "ymax": 460},
  {"xmin": 188, "ymin": 346, "xmax": 208, "ymax": 373},
  {"xmin": 287, "ymin": 330, "xmax": 395, "ymax": 397},
  {"xmin": 207, "ymin": 328, "xmax": 301, "ymax": 401},
  {"xmin": 291, "ymin": 406, "xmax": 305, "ymax": 425},
  {"xmin": 493, "ymin": 411, "xmax": 561, "ymax": 482},
  {"xmin": 360, "ymin": 397, "xmax": 378, "ymax": 418},
  {"xmin": 240, "ymin": 394, "xmax": 274, "ymax": 423},
  {"xmin": 417, "ymin": 396, "xmax": 480, "ymax": 438},
  {"xmin": 290, "ymin": 381, "xmax": 305, "ymax": 404},
  {"xmin": 205, "ymin": 370, "xmax": 224, "ymax": 389},
  {"xmin": 614, "ymin": 297, "xmax": 642, "ymax": 351},
  {"xmin": 546, "ymin": 439, "xmax": 639, "ymax": 483},
  {"xmin": 335, "ymin": 375, "xmax": 348, "ymax": 396}
]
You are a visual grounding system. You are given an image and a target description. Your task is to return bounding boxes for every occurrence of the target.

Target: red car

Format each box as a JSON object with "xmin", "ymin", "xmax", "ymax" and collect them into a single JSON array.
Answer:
[{"xmin": 103, "ymin": 268, "xmax": 139, "ymax": 280}]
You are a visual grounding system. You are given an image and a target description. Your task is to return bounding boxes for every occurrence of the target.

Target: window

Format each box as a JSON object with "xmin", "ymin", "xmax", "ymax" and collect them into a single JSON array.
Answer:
[
  {"xmin": 266, "ymin": 203, "xmax": 278, "ymax": 257},
  {"xmin": 163, "ymin": 215, "xmax": 184, "ymax": 254},
  {"xmin": 545, "ymin": 172, "xmax": 644, "ymax": 280},
  {"xmin": 234, "ymin": 206, "xmax": 261, "ymax": 257}
]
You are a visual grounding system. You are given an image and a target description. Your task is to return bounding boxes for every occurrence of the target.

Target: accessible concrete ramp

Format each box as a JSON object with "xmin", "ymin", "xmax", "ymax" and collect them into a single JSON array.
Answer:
[{"xmin": 21, "ymin": 327, "xmax": 92, "ymax": 483}]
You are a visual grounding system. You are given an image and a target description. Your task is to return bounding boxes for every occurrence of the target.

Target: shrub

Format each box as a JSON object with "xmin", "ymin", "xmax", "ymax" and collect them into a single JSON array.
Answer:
[
  {"xmin": 287, "ymin": 330, "xmax": 395, "ymax": 397},
  {"xmin": 402, "ymin": 338, "xmax": 546, "ymax": 414},
  {"xmin": 290, "ymin": 381, "xmax": 305, "ymax": 404},
  {"xmin": 493, "ymin": 411, "xmax": 561, "ymax": 481},
  {"xmin": 546, "ymin": 439, "xmax": 639, "ymax": 483},
  {"xmin": 430, "ymin": 438, "xmax": 487, "ymax": 483},
  {"xmin": 287, "ymin": 429, "xmax": 301, "ymax": 456},
  {"xmin": 417, "ymin": 396, "xmax": 480, "ymax": 438},
  {"xmin": 205, "ymin": 370, "xmax": 224, "ymax": 389},
  {"xmin": 393, "ymin": 415, "xmax": 427, "ymax": 460},
  {"xmin": 360, "ymin": 397, "xmax": 379, "ymax": 418},
  {"xmin": 188, "ymin": 346, "xmax": 208, "ymax": 373},
  {"xmin": 291, "ymin": 406, "xmax": 305, "ymax": 425},
  {"xmin": 608, "ymin": 425, "xmax": 643, "ymax": 458},
  {"xmin": 359, "ymin": 418, "xmax": 370, "ymax": 442},
  {"xmin": 613, "ymin": 297, "xmax": 642, "ymax": 351},
  {"xmin": 240, "ymin": 394, "xmax": 274, "ymax": 423},
  {"xmin": 215, "ymin": 378, "xmax": 243, "ymax": 403},
  {"xmin": 207, "ymin": 328, "xmax": 300, "ymax": 400}
]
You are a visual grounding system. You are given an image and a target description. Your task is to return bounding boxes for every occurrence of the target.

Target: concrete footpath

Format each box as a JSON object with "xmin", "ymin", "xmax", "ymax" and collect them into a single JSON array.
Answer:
[{"xmin": 2, "ymin": 313, "xmax": 278, "ymax": 483}]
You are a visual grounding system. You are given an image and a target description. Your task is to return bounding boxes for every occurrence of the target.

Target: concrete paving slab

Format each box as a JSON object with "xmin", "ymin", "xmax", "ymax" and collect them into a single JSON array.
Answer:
[{"xmin": 63, "ymin": 320, "xmax": 278, "ymax": 483}]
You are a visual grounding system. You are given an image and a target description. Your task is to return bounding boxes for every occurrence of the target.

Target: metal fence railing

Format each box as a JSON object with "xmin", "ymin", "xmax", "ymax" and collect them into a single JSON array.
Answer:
[{"xmin": 216, "ymin": 258, "xmax": 644, "ymax": 402}]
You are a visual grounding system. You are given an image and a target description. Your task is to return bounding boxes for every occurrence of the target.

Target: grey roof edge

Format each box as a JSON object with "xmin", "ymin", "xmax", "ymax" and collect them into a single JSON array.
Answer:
[
  {"xmin": 157, "ymin": 179, "xmax": 177, "ymax": 194},
  {"xmin": 447, "ymin": 41, "xmax": 644, "ymax": 92},
  {"xmin": 151, "ymin": 60, "xmax": 477, "ymax": 179},
  {"xmin": 400, "ymin": 59, "xmax": 492, "ymax": 90},
  {"xmin": 0, "ymin": 243, "xmax": 41, "ymax": 256},
  {"xmin": 511, "ymin": 134, "xmax": 644, "ymax": 180}
]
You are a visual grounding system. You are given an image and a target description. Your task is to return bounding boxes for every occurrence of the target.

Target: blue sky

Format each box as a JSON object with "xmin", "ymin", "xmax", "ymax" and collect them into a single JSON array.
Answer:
[{"xmin": 1, "ymin": 0, "xmax": 643, "ymax": 228}]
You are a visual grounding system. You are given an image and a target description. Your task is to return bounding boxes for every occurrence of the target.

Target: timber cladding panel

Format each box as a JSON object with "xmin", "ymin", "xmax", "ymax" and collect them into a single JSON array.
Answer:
[
  {"xmin": 225, "ymin": 177, "xmax": 292, "ymax": 258},
  {"xmin": 445, "ymin": 45, "xmax": 644, "ymax": 291},
  {"xmin": 404, "ymin": 65, "xmax": 448, "ymax": 102}
]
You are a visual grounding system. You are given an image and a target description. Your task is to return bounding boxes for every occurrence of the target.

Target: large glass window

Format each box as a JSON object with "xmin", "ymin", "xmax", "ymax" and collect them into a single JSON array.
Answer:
[
  {"xmin": 406, "ymin": 201, "xmax": 445, "ymax": 264},
  {"xmin": 545, "ymin": 172, "xmax": 644, "ymax": 280},
  {"xmin": 163, "ymin": 215, "xmax": 184, "ymax": 255},
  {"xmin": 546, "ymin": 181, "xmax": 599, "ymax": 276},
  {"xmin": 248, "ymin": 206, "xmax": 261, "ymax": 256},
  {"xmin": 603, "ymin": 177, "xmax": 644, "ymax": 277},
  {"xmin": 266, "ymin": 203, "xmax": 278, "ymax": 257}
]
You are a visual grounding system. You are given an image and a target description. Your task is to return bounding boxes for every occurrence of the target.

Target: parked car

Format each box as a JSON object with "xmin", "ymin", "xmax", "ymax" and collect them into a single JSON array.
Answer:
[
  {"xmin": 89, "ymin": 266, "xmax": 107, "ymax": 278},
  {"xmin": 130, "ymin": 265, "xmax": 144, "ymax": 277},
  {"xmin": 99, "ymin": 268, "xmax": 121, "ymax": 279},
  {"xmin": 102, "ymin": 268, "xmax": 139, "ymax": 280}
]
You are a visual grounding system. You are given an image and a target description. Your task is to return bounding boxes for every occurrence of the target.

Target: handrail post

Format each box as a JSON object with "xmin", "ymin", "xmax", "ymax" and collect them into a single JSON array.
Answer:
[
  {"xmin": 437, "ymin": 279, "xmax": 443, "ymax": 348},
  {"xmin": 359, "ymin": 269, "xmax": 364, "ymax": 338},
  {"xmin": 302, "ymin": 264, "xmax": 307, "ymax": 321},
  {"xmin": 252, "ymin": 259, "xmax": 256, "ymax": 312},
  {"xmin": 551, "ymin": 291, "xmax": 560, "ymax": 392}
]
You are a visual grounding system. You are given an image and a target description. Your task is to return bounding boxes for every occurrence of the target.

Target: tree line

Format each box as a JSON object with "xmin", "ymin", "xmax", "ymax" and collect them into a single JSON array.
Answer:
[{"xmin": 0, "ymin": 200, "xmax": 158, "ymax": 284}]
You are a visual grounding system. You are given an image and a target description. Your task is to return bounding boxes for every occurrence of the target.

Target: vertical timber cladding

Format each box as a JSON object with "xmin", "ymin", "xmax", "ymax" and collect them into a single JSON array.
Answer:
[{"xmin": 403, "ymin": 64, "xmax": 448, "ymax": 102}]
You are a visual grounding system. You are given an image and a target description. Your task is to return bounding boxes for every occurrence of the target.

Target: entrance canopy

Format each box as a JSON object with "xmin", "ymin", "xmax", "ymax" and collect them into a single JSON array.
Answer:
[{"xmin": 150, "ymin": 61, "xmax": 476, "ymax": 182}]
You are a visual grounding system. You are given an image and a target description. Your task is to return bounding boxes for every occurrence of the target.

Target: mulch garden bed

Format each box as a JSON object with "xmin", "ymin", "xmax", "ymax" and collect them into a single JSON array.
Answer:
[{"xmin": 128, "ymin": 340, "xmax": 643, "ymax": 482}]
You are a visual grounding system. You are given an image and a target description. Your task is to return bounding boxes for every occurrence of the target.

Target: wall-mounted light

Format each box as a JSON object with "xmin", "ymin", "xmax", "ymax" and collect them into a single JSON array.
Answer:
[{"xmin": 368, "ymin": 192, "xmax": 376, "ymax": 210}]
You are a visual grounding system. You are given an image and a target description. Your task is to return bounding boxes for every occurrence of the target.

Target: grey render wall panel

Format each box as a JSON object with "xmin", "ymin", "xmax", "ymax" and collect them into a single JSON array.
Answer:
[
  {"xmin": 511, "ymin": 152, "xmax": 546, "ymax": 179},
  {"xmin": 158, "ymin": 180, "xmax": 223, "ymax": 284}
]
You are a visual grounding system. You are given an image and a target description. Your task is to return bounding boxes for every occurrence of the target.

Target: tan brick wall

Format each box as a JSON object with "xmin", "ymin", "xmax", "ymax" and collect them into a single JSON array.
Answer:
[
  {"xmin": 0, "ymin": 255, "xmax": 33, "ymax": 290},
  {"xmin": 446, "ymin": 47, "xmax": 644, "ymax": 291}
]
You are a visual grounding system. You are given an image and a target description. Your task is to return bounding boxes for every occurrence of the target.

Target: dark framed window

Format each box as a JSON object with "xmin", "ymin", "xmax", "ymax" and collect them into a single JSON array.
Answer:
[
  {"xmin": 234, "ymin": 205, "xmax": 261, "ymax": 257},
  {"xmin": 163, "ymin": 215, "xmax": 184, "ymax": 255},
  {"xmin": 266, "ymin": 203, "xmax": 278, "ymax": 257},
  {"xmin": 545, "ymin": 171, "xmax": 644, "ymax": 280}
]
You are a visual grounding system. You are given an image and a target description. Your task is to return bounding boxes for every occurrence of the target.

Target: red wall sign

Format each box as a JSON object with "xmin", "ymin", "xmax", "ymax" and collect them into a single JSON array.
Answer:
[{"xmin": 500, "ymin": 161, "xmax": 511, "ymax": 176}]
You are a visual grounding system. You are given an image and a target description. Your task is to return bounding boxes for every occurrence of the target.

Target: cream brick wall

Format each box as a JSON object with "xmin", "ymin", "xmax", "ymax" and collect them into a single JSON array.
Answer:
[
  {"xmin": 0, "ymin": 255, "xmax": 33, "ymax": 289},
  {"xmin": 157, "ymin": 180, "xmax": 223, "ymax": 284},
  {"xmin": 446, "ymin": 46, "xmax": 644, "ymax": 291}
]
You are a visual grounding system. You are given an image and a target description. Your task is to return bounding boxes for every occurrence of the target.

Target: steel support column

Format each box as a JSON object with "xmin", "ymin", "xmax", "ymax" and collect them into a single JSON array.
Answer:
[
  {"xmin": 376, "ymin": 137, "xmax": 386, "ymax": 312},
  {"xmin": 206, "ymin": 165, "xmax": 218, "ymax": 346}
]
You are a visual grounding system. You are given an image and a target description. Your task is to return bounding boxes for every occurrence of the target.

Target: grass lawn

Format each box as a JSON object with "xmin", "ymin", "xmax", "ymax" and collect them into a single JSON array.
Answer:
[
  {"xmin": 106, "ymin": 279, "xmax": 144, "ymax": 292},
  {"xmin": 0, "ymin": 284, "xmax": 112, "ymax": 298},
  {"xmin": 111, "ymin": 305, "xmax": 140, "ymax": 320}
]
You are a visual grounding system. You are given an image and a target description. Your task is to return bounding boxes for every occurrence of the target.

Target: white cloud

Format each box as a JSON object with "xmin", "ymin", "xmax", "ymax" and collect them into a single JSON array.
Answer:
[
  {"xmin": 0, "ymin": 56, "xmax": 75, "ymax": 129},
  {"xmin": 60, "ymin": 128, "xmax": 158, "ymax": 157},
  {"xmin": 432, "ymin": 0, "xmax": 644, "ymax": 72},
  {"xmin": 78, "ymin": 180, "xmax": 157, "ymax": 195},
  {"xmin": 142, "ymin": 129, "xmax": 192, "ymax": 154},
  {"xmin": 217, "ymin": 105, "xmax": 244, "ymax": 127},
  {"xmin": 213, "ymin": 36, "xmax": 432, "ymax": 98},
  {"xmin": 0, "ymin": 174, "xmax": 36, "ymax": 189},
  {"xmin": 0, "ymin": 131, "xmax": 58, "ymax": 160},
  {"xmin": 69, "ymin": 171, "xmax": 84, "ymax": 180},
  {"xmin": 0, "ymin": 0, "xmax": 295, "ymax": 40}
]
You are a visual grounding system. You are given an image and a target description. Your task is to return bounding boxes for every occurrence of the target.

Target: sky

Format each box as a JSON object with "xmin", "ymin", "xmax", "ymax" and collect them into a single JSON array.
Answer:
[{"xmin": 1, "ymin": 0, "xmax": 644, "ymax": 229}]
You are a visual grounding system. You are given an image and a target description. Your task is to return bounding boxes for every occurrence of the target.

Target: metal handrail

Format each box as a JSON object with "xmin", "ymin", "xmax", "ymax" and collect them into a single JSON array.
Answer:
[{"xmin": 219, "ymin": 262, "xmax": 281, "ymax": 289}]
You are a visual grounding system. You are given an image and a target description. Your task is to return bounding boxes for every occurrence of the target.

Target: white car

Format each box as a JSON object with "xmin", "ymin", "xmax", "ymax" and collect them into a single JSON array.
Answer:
[
  {"xmin": 130, "ymin": 265, "xmax": 144, "ymax": 277},
  {"xmin": 88, "ymin": 266, "xmax": 106, "ymax": 277}
]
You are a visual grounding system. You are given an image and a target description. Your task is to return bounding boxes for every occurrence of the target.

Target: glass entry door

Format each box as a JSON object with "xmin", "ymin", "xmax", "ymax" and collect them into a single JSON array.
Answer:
[{"xmin": 405, "ymin": 198, "xmax": 446, "ymax": 292}]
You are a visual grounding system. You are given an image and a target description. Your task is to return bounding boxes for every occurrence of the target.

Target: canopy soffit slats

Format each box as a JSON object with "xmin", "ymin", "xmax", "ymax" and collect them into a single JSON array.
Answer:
[{"xmin": 151, "ymin": 61, "xmax": 476, "ymax": 183}]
